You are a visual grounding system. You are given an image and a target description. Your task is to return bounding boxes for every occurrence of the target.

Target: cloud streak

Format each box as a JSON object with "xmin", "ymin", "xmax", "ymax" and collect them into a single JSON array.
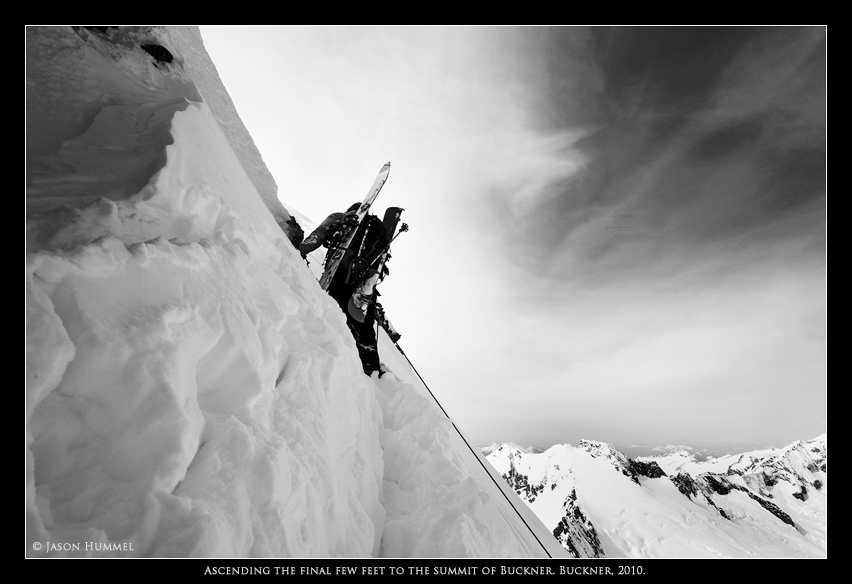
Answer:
[{"xmin": 508, "ymin": 27, "xmax": 826, "ymax": 284}]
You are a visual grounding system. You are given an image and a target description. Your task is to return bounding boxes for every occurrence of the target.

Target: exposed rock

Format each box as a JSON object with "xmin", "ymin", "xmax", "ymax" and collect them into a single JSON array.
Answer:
[
  {"xmin": 581, "ymin": 439, "xmax": 666, "ymax": 485},
  {"xmin": 736, "ymin": 486, "xmax": 797, "ymax": 528},
  {"xmin": 670, "ymin": 471, "xmax": 699, "ymax": 499},
  {"xmin": 552, "ymin": 489, "xmax": 605, "ymax": 559},
  {"xmin": 501, "ymin": 457, "xmax": 544, "ymax": 502},
  {"xmin": 793, "ymin": 486, "xmax": 808, "ymax": 501},
  {"xmin": 628, "ymin": 459, "xmax": 667, "ymax": 479},
  {"xmin": 141, "ymin": 44, "xmax": 174, "ymax": 64},
  {"xmin": 702, "ymin": 474, "xmax": 734, "ymax": 495}
]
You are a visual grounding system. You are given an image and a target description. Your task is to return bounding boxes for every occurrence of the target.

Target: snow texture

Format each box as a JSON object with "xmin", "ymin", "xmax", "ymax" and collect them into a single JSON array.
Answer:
[{"xmin": 26, "ymin": 26, "xmax": 563, "ymax": 559}]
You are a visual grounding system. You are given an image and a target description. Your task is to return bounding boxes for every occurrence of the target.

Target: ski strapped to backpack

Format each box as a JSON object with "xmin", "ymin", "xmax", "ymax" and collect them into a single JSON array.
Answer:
[
  {"xmin": 347, "ymin": 207, "xmax": 408, "ymax": 323},
  {"xmin": 319, "ymin": 162, "xmax": 391, "ymax": 291}
]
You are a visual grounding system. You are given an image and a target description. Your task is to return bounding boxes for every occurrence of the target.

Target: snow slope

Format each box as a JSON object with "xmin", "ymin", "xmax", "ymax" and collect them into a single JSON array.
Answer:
[
  {"xmin": 25, "ymin": 26, "xmax": 564, "ymax": 558},
  {"xmin": 486, "ymin": 436, "xmax": 826, "ymax": 558},
  {"xmin": 300, "ymin": 223, "xmax": 565, "ymax": 558}
]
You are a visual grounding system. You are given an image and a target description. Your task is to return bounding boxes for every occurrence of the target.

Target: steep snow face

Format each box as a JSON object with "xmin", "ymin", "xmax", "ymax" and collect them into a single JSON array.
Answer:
[
  {"xmin": 26, "ymin": 26, "xmax": 562, "ymax": 559},
  {"xmin": 486, "ymin": 437, "xmax": 826, "ymax": 558},
  {"xmin": 26, "ymin": 26, "xmax": 385, "ymax": 558},
  {"xmin": 373, "ymin": 374, "xmax": 563, "ymax": 558}
]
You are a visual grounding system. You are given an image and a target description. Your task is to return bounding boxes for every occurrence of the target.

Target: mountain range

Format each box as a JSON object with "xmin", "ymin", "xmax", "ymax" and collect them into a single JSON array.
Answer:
[{"xmin": 484, "ymin": 434, "xmax": 826, "ymax": 558}]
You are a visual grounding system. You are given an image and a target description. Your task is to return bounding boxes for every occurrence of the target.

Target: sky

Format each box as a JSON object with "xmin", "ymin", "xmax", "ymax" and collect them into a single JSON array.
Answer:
[{"xmin": 200, "ymin": 26, "xmax": 826, "ymax": 451}]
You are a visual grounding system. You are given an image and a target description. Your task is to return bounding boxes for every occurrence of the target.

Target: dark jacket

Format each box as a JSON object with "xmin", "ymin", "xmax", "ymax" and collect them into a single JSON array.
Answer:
[
  {"xmin": 298, "ymin": 212, "xmax": 348, "ymax": 256},
  {"xmin": 298, "ymin": 203, "xmax": 361, "ymax": 257}
]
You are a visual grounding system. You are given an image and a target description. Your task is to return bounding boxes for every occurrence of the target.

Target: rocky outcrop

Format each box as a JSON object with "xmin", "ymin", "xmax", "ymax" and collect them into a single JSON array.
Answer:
[
  {"xmin": 502, "ymin": 460, "xmax": 545, "ymax": 503},
  {"xmin": 703, "ymin": 474, "xmax": 735, "ymax": 495},
  {"xmin": 737, "ymin": 486, "xmax": 796, "ymax": 527},
  {"xmin": 670, "ymin": 471, "xmax": 699, "ymax": 498},
  {"xmin": 628, "ymin": 459, "xmax": 667, "ymax": 480},
  {"xmin": 552, "ymin": 489, "xmax": 605, "ymax": 558}
]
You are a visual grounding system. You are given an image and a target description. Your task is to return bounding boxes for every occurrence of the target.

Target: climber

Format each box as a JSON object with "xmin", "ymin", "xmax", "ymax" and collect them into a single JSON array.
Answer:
[{"xmin": 298, "ymin": 203, "xmax": 361, "ymax": 259}]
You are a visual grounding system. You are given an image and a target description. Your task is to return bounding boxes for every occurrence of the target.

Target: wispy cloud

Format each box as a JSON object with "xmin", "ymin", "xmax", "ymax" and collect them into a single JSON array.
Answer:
[{"xmin": 201, "ymin": 26, "xmax": 825, "ymax": 448}]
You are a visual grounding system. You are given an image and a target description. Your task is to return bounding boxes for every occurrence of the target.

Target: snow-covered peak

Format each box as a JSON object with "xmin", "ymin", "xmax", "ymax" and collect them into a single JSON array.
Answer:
[
  {"xmin": 579, "ymin": 438, "xmax": 626, "ymax": 461},
  {"xmin": 577, "ymin": 439, "xmax": 660, "ymax": 484},
  {"xmin": 726, "ymin": 435, "xmax": 826, "ymax": 497}
]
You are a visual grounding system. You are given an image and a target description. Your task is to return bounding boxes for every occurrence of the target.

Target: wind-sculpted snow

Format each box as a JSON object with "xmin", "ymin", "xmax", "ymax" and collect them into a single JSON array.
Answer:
[
  {"xmin": 485, "ymin": 437, "xmax": 826, "ymax": 558},
  {"xmin": 26, "ymin": 25, "xmax": 565, "ymax": 559},
  {"xmin": 26, "ymin": 25, "xmax": 385, "ymax": 558},
  {"xmin": 26, "ymin": 217, "xmax": 385, "ymax": 557}
]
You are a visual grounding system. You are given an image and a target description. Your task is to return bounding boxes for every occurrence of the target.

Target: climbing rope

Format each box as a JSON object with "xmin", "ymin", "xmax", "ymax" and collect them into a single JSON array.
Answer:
[{"xmin": 391, "ymin": 343, "xmax": 554, "ymax": 558}]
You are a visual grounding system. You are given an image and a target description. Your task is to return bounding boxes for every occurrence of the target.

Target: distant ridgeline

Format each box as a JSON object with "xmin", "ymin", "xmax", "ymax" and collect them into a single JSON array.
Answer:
[{"xmin": 485, "ymin": 436, "xmax": 826, "ymax": 558}]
